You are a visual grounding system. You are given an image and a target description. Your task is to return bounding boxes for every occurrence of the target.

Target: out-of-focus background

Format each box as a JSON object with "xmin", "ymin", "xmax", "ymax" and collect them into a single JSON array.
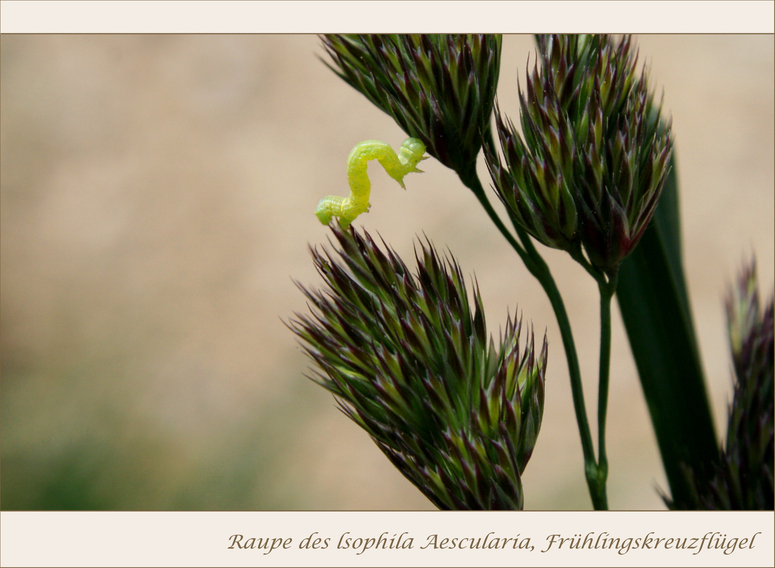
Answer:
[{"xmin": 1, "ymin": 35, "xmax": 772, "ymax": 511}]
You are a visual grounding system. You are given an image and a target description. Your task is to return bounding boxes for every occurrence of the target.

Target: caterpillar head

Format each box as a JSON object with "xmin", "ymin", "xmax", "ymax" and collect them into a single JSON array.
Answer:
[{"xmin": 399, "ymin": 137, "xmax": 428, "ymax": 172}]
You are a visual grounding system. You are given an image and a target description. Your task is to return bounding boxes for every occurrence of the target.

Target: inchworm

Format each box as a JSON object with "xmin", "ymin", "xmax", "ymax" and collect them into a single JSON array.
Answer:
[{"xmin": 316, "ymin": 138, "xmax": 427, "ymax": 229}]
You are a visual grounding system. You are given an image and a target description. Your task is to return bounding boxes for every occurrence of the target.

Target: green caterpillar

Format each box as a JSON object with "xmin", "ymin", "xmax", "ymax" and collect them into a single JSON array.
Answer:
[{"xmin": 316, "ymin": 138, "xmax": 427, "ymax": 229}]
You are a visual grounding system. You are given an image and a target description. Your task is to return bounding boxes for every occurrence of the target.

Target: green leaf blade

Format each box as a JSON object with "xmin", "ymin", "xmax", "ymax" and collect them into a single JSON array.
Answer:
[{"xmin": 616, "ymin": 156, "xmax": 719, "ymax": 508}]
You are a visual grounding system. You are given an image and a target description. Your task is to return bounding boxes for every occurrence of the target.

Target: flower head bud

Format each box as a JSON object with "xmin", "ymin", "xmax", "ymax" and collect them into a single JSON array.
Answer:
[
  {"xmin": 322, "ymin": 34, "xmax": 502, "ymax": 179},
  {"xmin": 486, "ymin": 35, "xmax": 673, "ymax": 274},
  {"xmin": 289, "ymin": 225, "xmax": 547, "ymax": 509}
]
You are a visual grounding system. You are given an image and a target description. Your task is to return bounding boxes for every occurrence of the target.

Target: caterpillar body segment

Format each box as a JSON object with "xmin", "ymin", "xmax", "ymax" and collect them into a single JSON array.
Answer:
[
  {"xmin": 316, "ymin": 138, "xmax": 427, "ymax": 229},
  {"xmin": 315, "ymin": 195, "xmax": 346, "ymax": 225}
]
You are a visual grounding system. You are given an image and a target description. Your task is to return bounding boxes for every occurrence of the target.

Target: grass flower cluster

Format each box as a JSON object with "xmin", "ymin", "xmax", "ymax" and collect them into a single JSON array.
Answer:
[
  {"xmin": 487, "ymin": 35, "xmax": 673, "ymax": 275},
  {"xmin": 675, "ymin": 262, "xmax": 774, "ymax": 509},
  {"xmin": 289, "ymin": 226, "xmax": 545, "ymax": 509}
]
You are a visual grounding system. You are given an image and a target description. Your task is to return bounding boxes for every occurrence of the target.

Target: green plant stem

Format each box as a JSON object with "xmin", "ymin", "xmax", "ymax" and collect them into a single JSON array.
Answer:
[
  {"xmin": 592, "ymin": 270, "xmax": 618, "ymax": 510},
  {"xmin": 517, "ymin": 223, "xmax": 606, "ymax": 510},
  {"xmin": 459, "ymin": 167, "xmax": 606, "ymax": 510}
]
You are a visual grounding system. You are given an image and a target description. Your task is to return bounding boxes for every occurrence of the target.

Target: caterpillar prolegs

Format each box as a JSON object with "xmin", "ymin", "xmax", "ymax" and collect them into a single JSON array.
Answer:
[{"xmin": 316, "ymin": 138, "xmax": 428, "ymax": 229}]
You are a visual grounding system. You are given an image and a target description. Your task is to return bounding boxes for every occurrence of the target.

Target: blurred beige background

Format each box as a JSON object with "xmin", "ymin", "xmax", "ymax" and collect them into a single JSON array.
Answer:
[{"xmin": 1, "ymin": 35, "xmax": 772, "ymax": 510}]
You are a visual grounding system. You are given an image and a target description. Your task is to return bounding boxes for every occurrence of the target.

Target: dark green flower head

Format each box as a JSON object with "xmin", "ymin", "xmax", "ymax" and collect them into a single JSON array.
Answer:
[
  {"xmin": 669, "ymin": 261, "xmax": 773, "ymax": 510},
  {"xmin": 289, "ymin": 225, "xmax": 546, "ymax": 510},
  {"xmin": 486, "ymin": 34, "xmax": 673, "ymax": 274},
  {"xmin": 721, "ymin": 261, "xmax": 773, "ymax": 509},
  {"xmin": 322, "ymin": 34, "xmax": 502, "ymax": 180}
]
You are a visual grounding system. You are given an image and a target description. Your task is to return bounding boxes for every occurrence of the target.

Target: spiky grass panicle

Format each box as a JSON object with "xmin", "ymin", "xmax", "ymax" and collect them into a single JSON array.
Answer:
[
  {"xmin": 322, "ymin": 34, "xmax": 502, "ymax": 179},
  {"xmin": 720, "ymin": 262, "xmax": 774, "ymax": 509},
  {"xmin": 486, "ymin": 34, "xmax": 673, "ymax": 274},
  {"xmin": 670, "ymin": 262, "xmax": 773, "ymax": 510},
  {"xmin": 289, "ymin": 225, "xmax": 546, "ymax": 509}
]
